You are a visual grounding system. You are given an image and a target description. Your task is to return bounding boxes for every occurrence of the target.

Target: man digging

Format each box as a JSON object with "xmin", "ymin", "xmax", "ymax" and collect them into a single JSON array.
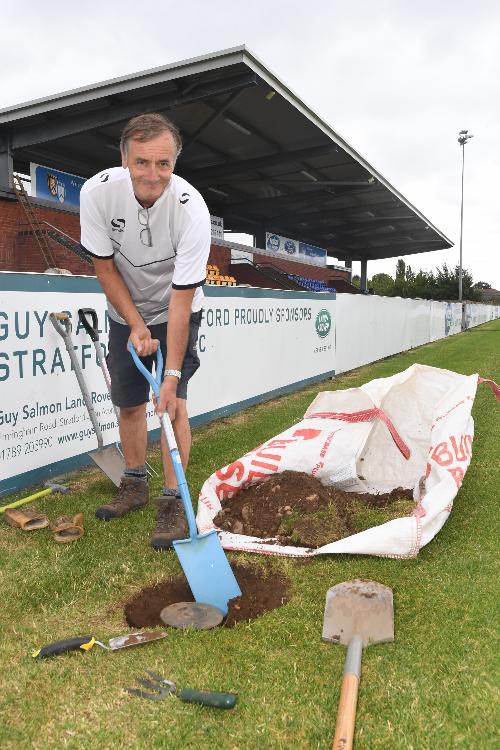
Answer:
[{"xmin": 80, "ymin": 113, "xmax": 210, "ymax": 550}]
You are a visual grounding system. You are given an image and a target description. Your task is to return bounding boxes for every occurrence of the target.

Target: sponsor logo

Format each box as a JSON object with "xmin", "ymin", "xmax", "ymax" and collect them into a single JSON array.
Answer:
[
  {"xmin": 266, "ymin": 234, "xmax": 280, "ymax": 251},
  {"xmin": 111, "ymin": 218, "xmax": 126, "ymax": 232},
  {"xmin": 179, "ymin": 192, "xmax": 190, "ymax": 204},
  {"xmin": 100, "ymin": 173, "xmax": 109, "ymax": 183},
  {"xmin": 284, "ymin": 239, "xmax": 296, "ymax": 254},
  {"xmin": 315, "ymin": 309, "xmax": 332, "ymax": 338}
]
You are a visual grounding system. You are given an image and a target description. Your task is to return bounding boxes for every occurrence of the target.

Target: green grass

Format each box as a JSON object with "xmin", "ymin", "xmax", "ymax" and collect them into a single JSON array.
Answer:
[{"xmin": 1, "ymin": 320, "xmax": 499, "ymax": 749}]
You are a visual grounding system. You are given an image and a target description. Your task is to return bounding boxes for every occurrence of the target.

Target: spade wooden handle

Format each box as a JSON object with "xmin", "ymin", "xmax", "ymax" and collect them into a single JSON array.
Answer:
[
  {"xmin": 332, "ymin": 673, "xmax": 359, "ymax": 750},
  {"xmin": 332, "ymin": 635, "xmax": 363, "ymax": 750}
]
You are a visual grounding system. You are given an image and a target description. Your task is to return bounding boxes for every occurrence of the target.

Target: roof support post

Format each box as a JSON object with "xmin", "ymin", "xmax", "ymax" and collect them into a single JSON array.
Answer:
[
  {"xmin": 344, "ymin": 259, "xmax": 352, "ymax": 281},
  {"xmin": 360, "ymin": 259, "xmax": 368, "ymax": 292},
  {"xmin": 254, "ymin": 227, "xmax": 266, "ymax": 251},
  {"xmin": 0, "ymin": 136, "xmax": 13, "ymax": 189}
]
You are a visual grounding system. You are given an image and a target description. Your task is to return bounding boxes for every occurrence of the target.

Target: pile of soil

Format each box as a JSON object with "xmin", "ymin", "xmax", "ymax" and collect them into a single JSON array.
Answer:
[
  {"xmin": 124, "ymin": 562, "xmax": 290, "ymax": 629},
  {"xmin": 214, "ymin": 470, "xmax": 415, "ymax": 548}
]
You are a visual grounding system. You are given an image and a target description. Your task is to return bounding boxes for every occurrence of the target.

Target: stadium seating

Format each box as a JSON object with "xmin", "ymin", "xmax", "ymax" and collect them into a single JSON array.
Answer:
[
  {"xmin": 286, "ymin": 273, "xmax": 337, "ymax": 293},
  {"xmin": 206, "ymin": 264, "xmax": 236, "ymax": 286}
]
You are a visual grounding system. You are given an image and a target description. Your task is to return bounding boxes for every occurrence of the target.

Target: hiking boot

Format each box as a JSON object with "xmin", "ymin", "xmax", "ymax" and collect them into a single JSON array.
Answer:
[
  {"xmin": 95, "ymin": 477, "xmax": 149, "ymax": 521},
  {"xmin": 150, "ymin": 495, "xmax": 188, "ymax": 551}
]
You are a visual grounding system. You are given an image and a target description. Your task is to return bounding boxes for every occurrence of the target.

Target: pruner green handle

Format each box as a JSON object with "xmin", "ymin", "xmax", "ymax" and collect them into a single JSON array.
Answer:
[{"xmin": 177, "ymin": 688, "xmax": 237, "ymax": 709}]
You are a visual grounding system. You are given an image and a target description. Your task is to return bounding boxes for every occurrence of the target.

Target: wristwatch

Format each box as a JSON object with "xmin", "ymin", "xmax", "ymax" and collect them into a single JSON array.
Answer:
[{"xmin": 164, "ymin": 368, "xmax": 182, "ymax": 381}]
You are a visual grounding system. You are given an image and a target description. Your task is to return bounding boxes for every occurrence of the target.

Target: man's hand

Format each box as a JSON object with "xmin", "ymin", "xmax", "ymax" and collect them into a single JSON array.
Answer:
[
  {"xmin": 128, "ymin": 323, "xmax": 158, "ymax": 356},
  {"xmin": 157, "ymin": 378, "xmax": 178, "ymax": 421}
]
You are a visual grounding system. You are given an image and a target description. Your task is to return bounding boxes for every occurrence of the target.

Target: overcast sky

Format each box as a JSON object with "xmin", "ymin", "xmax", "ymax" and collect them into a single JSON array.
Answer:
[{"xmin": 2, "ymin": 1, "xmax": 498, "ymax": 286}]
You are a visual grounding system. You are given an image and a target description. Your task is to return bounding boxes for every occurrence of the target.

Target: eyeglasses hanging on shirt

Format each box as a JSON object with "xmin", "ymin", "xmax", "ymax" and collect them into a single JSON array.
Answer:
[{"xmin": 138, "ymin": 208, "xmax": 153, "ymax": 247}]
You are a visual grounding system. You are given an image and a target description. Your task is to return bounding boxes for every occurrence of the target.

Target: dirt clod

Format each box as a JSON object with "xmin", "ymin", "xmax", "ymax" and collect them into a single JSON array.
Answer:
[{"xmin": 214, "ymin": 470, "xmax": 415, "ymax": 548}]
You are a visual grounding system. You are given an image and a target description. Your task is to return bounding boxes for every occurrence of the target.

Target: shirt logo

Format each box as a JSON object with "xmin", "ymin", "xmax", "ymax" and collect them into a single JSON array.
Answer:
[
  {"xmin": 100, "ymin": 173, "xmax": 109, "ymax": 182},
  {"xmin": 111, "ymin": 218, "xmax": 126, "ymax": 232},
  {"xmin": 179, "ymin": 193, "xmax": 190, "ymax": 204}
]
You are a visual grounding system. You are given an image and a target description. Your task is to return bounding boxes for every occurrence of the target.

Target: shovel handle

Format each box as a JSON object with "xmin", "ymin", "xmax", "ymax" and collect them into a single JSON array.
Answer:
[
  {"xmin": 0, "ymin": 487, "xmax": 52, "ymax": 513},
  {"xmin": 78, "ymin": 308, "xmax": 100, "ymax": 342},
  {"xmin": 128, "ymin": 341, "xmax": 197, "ymax": 540},
  {"xmin": 49, "ymin": 311, "xmax": 71, "ymax": 338},
  {"xmin": 332, "ymin": 674, "xmax": 359, "ymax": 750},
  {"xmin": 128, "ymin": 342, "xmax": 162, "ymax": 398},
  {"xmin": 128, "ymin": 343, "xmax": 198, "ymax": 539},
  {"xmin": 332, "ymin": 635, "xmax": 362, "ymax": 750}
]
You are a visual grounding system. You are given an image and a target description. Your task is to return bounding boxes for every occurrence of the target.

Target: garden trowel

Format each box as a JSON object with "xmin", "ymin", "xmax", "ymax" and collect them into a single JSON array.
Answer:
[
  {"xmin": 322, "ymin": 580, "xmax": 394, "ymax": 750},
  {"xmin": 33, "ymin": 631, "xmax": 168, "ymax": 658}
]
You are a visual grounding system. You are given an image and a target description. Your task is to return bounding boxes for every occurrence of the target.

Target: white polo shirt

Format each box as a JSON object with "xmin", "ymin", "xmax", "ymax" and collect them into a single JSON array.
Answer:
[{"xmin": 80, "ymin": 167, "xmax": 211, "ymax": 325}]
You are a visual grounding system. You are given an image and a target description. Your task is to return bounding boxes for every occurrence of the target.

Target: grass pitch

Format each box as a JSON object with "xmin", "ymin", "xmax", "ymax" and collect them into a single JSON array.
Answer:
[{"xmin": 0, "ymin": 319, "xmax": 498, "ymax": 749}]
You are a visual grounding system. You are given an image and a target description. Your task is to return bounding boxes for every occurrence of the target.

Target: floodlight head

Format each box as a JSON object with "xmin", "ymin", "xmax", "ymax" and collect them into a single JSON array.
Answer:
[{"xmin": 458, "ymin": 130, "xmax": 474, "ymax": 146}]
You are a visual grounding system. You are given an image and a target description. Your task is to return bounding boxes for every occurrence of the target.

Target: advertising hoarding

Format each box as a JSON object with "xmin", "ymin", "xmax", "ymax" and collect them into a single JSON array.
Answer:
[
  {"xmin": 30, "ymin": 163, "xmax": 86, "ymax": 208},
  {"xmin": 265, "ymin": 232, "xmax": 327, "ymax": 267},
  {"xmin": 0, "ymin": 274, "xmax": 335, "ymax": 493}
]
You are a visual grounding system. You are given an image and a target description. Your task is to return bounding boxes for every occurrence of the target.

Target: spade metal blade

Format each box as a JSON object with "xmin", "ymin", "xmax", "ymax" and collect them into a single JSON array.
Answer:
[
  {"xmin": 107, "ymin": 631, "xmax": 168, "ymax": 650},
  {"xmin": 173, "ymin": 530, "xmax": 241, "ymax": 616},
  {"xmin": 322, "ymin": 579, "xmax": 394, "ymax": 647}
]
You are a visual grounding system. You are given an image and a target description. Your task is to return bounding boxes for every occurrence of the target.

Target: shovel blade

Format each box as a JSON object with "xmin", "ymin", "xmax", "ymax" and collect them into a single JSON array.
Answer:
[
  {"xmin": 89, "ymin": 446, "xmax": 125, "ymax": 487},
  {"xmin": 173, "ymin": 530, "xmax": 241, "ymax": 616},
  {"xmin": 322, "ymin": 579, "xmax": 394, "ymax": 647}
]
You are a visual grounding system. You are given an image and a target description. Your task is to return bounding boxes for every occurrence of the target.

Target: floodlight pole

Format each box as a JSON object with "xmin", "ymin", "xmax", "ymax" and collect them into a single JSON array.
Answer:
[{"xmin": 457, "ymin": 130, "xmax": 474, "ymax": 305}]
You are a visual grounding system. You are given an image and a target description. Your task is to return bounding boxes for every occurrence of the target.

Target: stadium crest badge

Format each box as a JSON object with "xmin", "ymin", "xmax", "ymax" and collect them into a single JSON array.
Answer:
[{"xmin": 47, "ymin": 173, "xmax": 58, "ymax": 197}]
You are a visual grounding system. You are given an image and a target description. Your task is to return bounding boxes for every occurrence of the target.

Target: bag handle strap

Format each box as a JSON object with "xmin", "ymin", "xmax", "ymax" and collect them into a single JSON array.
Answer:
[
  {"xmin": 308, "ymin": 407, "xmax": 410, "ymax": 460},
  {"xmin": 478, "ymin": 376, "xmax": 500, "ymax": 401}
]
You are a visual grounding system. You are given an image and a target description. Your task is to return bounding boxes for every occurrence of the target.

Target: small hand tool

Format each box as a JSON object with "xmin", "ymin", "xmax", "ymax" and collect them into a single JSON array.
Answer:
[
  {"xmin": 126, "ymin": 670, "xmax": 237, "ymax": 709},
  {"xmin": 33, "ymin": 630, "xmax": 168, "ymax": 658}
]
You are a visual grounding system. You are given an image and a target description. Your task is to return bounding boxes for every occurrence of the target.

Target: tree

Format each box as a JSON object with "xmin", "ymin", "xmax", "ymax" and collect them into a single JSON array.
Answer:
[
  {"xmin": 364, "ymin": 261, "xmax": 482, "ymax": 301},
  {"xmin": 474, "ymin": 281, "xmax": 492, "ymax": 289},
  {"xmin": 369, "ymin": 272, "xmax": 395, "ymax": 296},
  {"xmin": 351, "ymin": 274, "xmax": 361, "ymax": 288},
  {"xmin": 391, "ymin": 258, "xmax": 407, "ymax": 296},
  {"xmin": 434, "ymin": 264, "xmax": 481, "ymax": 301},
  {"xmin": 395, "ymin": 258, "xmax": 406, "ymax": 280},
  {"xmin": 407, "ymin": 269, "xmax": 435, "ymax": 299}
]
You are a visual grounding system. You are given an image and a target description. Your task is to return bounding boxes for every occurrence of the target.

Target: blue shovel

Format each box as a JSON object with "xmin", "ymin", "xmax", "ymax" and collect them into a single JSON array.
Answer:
[{"xmin": 128, "ymin": 342, "xmax": 241, "ymax": 616}]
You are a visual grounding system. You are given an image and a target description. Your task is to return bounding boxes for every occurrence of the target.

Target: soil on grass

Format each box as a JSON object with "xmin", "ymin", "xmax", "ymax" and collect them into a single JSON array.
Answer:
[
  {"xmin": 214, "ymin": 470, "xmax": 415, "ymax": 548},
  {"xmin": 124, "ymin": 562, "xmax": 290, "ymax": 629}
]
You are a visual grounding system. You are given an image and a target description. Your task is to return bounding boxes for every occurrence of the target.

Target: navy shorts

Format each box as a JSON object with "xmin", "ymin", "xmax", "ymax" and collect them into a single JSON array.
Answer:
[{"xmin": 106, "ymin": 311, "xmax": 202, "ymax": 407}]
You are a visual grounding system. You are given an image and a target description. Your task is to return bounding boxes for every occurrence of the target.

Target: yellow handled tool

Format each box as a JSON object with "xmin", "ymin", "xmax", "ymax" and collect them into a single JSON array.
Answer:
[{"xmin": 0, "ymin": 482, "xmax": 69, "ymax": 514}]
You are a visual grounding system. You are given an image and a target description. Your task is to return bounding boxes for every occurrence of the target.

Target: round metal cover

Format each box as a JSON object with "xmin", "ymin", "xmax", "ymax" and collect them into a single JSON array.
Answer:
[{"xmin": 160, "ymin": 602, "xmax": 224, "ymax": 630}]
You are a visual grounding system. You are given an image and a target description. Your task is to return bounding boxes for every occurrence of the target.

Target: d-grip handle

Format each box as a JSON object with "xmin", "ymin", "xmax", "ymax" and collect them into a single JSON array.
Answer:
[
  {"xmin": 128, "ymin": 342, "xmax": 162, "ymax": 398},
  {"xmin": 78, "ymin": 308, "xmax": 99, "ymax": 342},
  {"xmin": 49, "ymin": 311, "xmax": 71, "ymax": 339},
  {"xmin": 177, "ymin": 688, "xmax": 237, "ymax": 709},
  {"xmin": 34, "ymin": 636, "xmax": 94, "ymax": 658}
]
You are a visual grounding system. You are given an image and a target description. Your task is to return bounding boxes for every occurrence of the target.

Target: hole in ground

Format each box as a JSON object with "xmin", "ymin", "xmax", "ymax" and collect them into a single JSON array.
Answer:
[{"xmin": 124, "ymin": 561, "xmax": 291, "ymax": 628}]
